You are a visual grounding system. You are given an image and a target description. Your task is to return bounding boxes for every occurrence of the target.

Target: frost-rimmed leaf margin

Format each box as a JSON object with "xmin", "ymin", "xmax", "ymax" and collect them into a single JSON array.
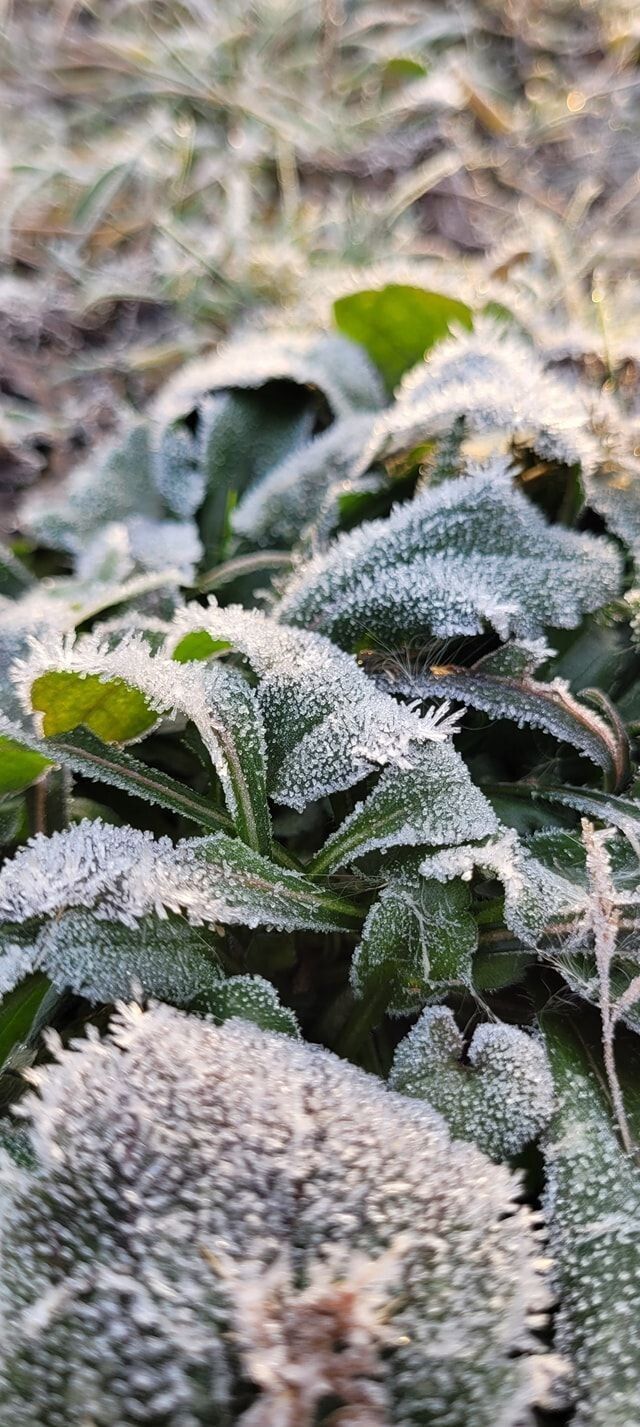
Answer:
[{"xmin": 276, "ymin": 459, "xmax": 623, "ymax": 648}]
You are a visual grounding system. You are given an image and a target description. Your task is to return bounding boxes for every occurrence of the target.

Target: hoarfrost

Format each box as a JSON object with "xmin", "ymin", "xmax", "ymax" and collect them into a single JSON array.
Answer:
[
  {"xmin": 0, "ymin": 1002, "xmax": 551, "ymax": 1425},
  {"xmin": 276, "ymin": 460, "xmax": 622, "ymax": 647},
  {"xmin": 168, "ymin": 603, "xmax": 462, "ymax": 810},
  {"xmin": 391, "ymin": 1006, "xmax": 555, "ymax": 1160}
]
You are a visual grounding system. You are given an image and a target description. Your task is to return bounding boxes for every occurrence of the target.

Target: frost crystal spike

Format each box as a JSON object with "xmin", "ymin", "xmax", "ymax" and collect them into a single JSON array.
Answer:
[{"xmin": 0, "ymin": 1003, "xmax": 551, "ymax": 1426}]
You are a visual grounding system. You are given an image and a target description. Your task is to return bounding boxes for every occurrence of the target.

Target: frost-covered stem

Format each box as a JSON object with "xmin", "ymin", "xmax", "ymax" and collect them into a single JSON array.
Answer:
[
  {"xmin": 582, "ymin": 819, "xmax": 634, "ymax": 1155},
  {"xmin": 45, "ymin": 767, "xmax": 72, "ymax": 834},
  {"xmin": 197, "ymin": 550, "xmax": 293, "ymax": 594}
]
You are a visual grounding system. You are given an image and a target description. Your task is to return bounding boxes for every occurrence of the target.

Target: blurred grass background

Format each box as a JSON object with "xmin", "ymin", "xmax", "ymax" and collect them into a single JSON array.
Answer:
[{"xmin": 1, "ymin": 0, "xmax": 639, "ymax": 520}]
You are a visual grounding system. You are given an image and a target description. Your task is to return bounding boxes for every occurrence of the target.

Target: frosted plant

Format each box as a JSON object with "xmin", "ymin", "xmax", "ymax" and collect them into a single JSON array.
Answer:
[
  {"xmin": 418, "ymin": 828, "xmax": 592, "ymax": 946},
  {"xmin": 20, "ymin": 420, "xmax": 159, "ymax": 555},
  {"xmin": 542, "ymin": 1020, "xmax": 640, "ymax": 1427},
  {"xmin": 379, "ymin": 639, "xmax": 629, "ymax": 788},
  {"xmin": 232, "ymin": 413, "xmax": 376, "ymax": 548},
  {"xmin": 390, "ymin": 1007, "xmax": 555, "ymax": 1160},
  {"xmin": 12, "ymin": 629, "xmax": 272, "ymax": 850},
  {"xmin": 310, "ymin": 742, "xmax": 497, "ymax": 873},
  {"xmin": 352, "ymin": 321, "xmax": 604, "ymax": 481},
  {"xmin": 0, "ymin": 819, "xmax": 357, "ymax": 1004},
  {"xmin": 351, "ymin": 865, "xmax": 478, "ymax": 1015},
  {"xmin": 155, "ymin": 328, "xmax": 385, "ymax": 424},
  {"xmin": 0, "ymin": 1002, "xmax": 552, "ymax": 1426},
  {"xmin": 167, "ymin": 603, "xmax": 464, "ymax": 809},
  {"xmin": 559, "ymin": 821, "xmax": 640, "ymax": 1154},
  {"xmin": 276, "ymin": 459, "xmax": 622, "ymax": 647}
]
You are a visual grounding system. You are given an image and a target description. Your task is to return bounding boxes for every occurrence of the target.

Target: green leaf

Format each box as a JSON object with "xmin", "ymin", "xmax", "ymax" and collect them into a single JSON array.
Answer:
[
  {"xmin": 46, "ymin": 725, "xmax": 234, "ymax": 835},
  {"xmin": 311, "ymin": 741, "xmax": 497, "ymax": 873},
  {"xmin": 22, "ymin": 636, "xmax": 272, "ymax": 851},
  {"xmin": 351, "ymin": 871, "xmax": 477, "ymax": 1015},
  {"xmin": 0, "ymin": 973, "xmax": 50, "ymax": 1069},
  {"xmin": 206, "ymin": 974, "xmax": 299, "ymax": 1036},
  {"xmin": 472, "ymin": 948, "xmax": 533, "ymax": 991},
  {"xmin": 172, "ymin": 631, "xmax": 231, "ymax": 663},
  {"xmin": 0, "ymin": 734, "xmax": 51, "ymax": 796},
  {"xmin": 406, "ymin": 642, "xmax": 629, "ymax": 790},
  {"xmin": 541, "ymin": 1013, "xmax": 640, "ymax": 1426},
  {"xmin": 0, "ymin": 543, "xmax": 33, "ymax": 598},
  {"xmin": 333, "ymin": 285, "xmax": 472, "ymax": 390},
  {"xmin": 390, "ymin": 1006, "xmax": 554, "ymax": 1159},
  {"xmin": 0, "ymin": 800, "xmax": 23, "ymax": 846},
  {"xmin": 31, "ymin": 910, "xmax": 225, "ymax": 1008},
  {"xmin": 31, "ymin": 670, "xmax": 158, "ymax": 742},
  {"xmin": 197, "ymin": 390, "xmax": 312, "ymax": 566},
  {"xmin": 278, "ymin": 463, "xmax": 622, "ymax": 649}
]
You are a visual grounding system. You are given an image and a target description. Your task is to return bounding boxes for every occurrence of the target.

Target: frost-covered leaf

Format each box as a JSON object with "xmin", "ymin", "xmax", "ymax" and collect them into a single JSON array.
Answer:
[
  {"xmin": 14, "ymin": 632, "xmax": 272, "ymax": 852},
  {"xmin": 420, "ymin": 827, "xmax": 640, "ymax": 1015},
  {"xmin": 21, "ymin": 420, "xmax": 159, "ymax": 555},
  {"xmin": 0, "ymin": 564, "xmax": 187, "ymax": 644},
  {"xmin": 311, "ymin": 740, "xmax": 498, "ymax": 873},
  {"xmin": 390, "ymin": 1006, "xmax": 554, "ymax": 1160},
  {"xmin": 418, "ymin": 827, "xmax": 586, "ymax": 945},
  {"xmin": 34, "ymin": 724, "xmax": 234, "ymax": 835},
  {"xmin": 390, "ymin": 641, "xmax": 629, "ymax": 789},
  {"xmin": 0, "ymin": 544, "xmax": 32, "ymax": 599},
  {"xmin": 542, "ymin": 1014, "xmax": 640, "ymax": 1426},
  {"xmin": 169, "ymin": 604, "xmax": 461, "ymax": 811},
  {"xmin": 0, "ymin": 819, "xmax": 359, "ymax": 938},
  {"xmin": 277, "ymin": 461, "xmax": 622, "ymax": 647},
  {"xmin": 351, "ymin": 869, "xmax": 477, "ymax": 1015},
  {"xmin": 157, "ymin": 329, "xmax": 385, "ymax": 421},
  {"xmin": 582, "ymin": 449, "xmax": 640, "ymax": 569},
  {"xmin": 151, "ymin": 420, "xmax": 204, "ymax": 520},
  {"xmin": 0, "ymin": 910, "xmax": 225, "ymax": 1008},
  {"xmin": 352, "ymin": 321, "xmax": 604, "ymax": 480},
  {"xmin": 195, "ymin": 391, "xmax": 313, "ymax": 566},
  {"xmin": 232, "ymin": 413, "xmax": 375, "ymax": 548},
  {"xmin": 206, "ymin": 973, "xmax": 299, "ymax": 1037},
  {"xmin": 334, "ymin": 284, "xmax": 473, "ymax": 390},
  {"xmin": 0, "ymin": 1002, "xmax": 551, "ymax": 1426},
  {"xmin": 496, "ymin": 782, "xmax": 640, "ymax": 851}
]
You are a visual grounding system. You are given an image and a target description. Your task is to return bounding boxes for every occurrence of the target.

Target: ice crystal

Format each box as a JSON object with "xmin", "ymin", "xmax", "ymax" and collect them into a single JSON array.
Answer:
[
  {"xmin": 168, "ymin": 604, "xmax": 461, "ymax": 810},
  {"xmin": 232, "ymin": 413, "xmax": 375, "ymax": 548},
  {"xmin": 13, "ymin": 629, "xmax": 268, "ymax": 839},
  {"xmin": 276, "ymin": 460, "xmax": 622, "ymax": 647},
  {"xmin": 543, "ymin": 1032, "xmax": 640, "ymax": 1426},
  {"xmin": 353, "ymin": 322, "xmax": 603, "ymax": 480},
  {"xmin": 0, "ymin": 819, "xmax": 353, "ymax": 943},
  {"xmin": 156, "ymin": 328, "xmax": 385, "ymax": 423},
  {"xmin": 0, "ymin": 1002, "xmax": 550, "ymax": 1426},
  {"xmin": 390, "ymin": 1007, "xmax": 555, "ymax": 1160},
  {"xmin": 312, "ymin": 742, "xmax": 497, "ymax": 873},
  {"xmin": 351, "ymin": 869, "xmax": 478, "ymax": 1016},
  {"xmin": 418, "ymin": 828, "xmax": 589, "ymax": 946}
]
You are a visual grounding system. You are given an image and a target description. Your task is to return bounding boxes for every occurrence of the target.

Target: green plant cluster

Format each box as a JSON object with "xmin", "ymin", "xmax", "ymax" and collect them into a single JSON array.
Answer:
[{"xmin": 1, "ymin": 275, "xmax": 640, "ymax": 1422}]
